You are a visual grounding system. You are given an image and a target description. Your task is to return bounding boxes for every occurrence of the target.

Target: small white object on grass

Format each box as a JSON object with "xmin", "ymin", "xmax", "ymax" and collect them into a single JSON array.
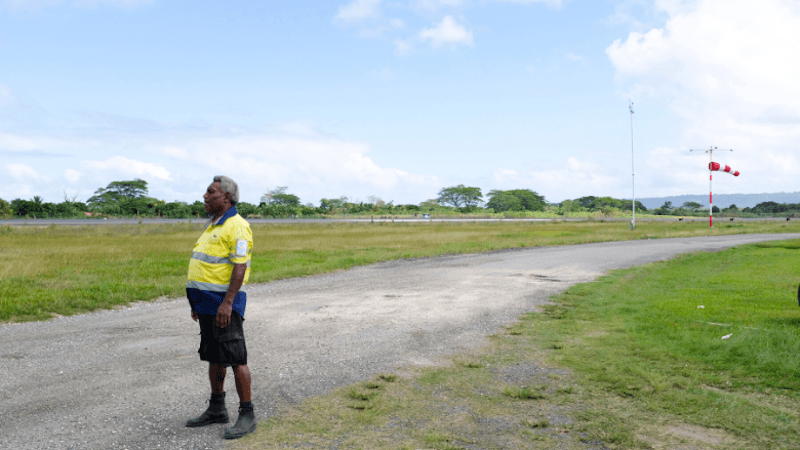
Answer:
[
  {"xmin": 697, "ymin": 305, "xmax": 705, "ymax": 309},
  {"xmin": 721, "ymin": 334, "xmax": 733, "ymax": 340}
]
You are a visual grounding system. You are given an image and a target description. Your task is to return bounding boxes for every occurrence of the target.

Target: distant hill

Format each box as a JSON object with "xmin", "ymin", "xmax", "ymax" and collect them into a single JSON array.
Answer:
[{"xmin": 636, "ymin": 192, "xmax": 800, "ymax": 209}]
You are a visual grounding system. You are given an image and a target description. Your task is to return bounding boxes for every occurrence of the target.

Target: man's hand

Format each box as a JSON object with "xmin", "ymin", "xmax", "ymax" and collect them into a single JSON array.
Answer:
[
  {"xmin": 216, "ymin": 262, "xmax": 246, "ymax": 328},
  {"xmin": 216, "ymin": 302, "xmax": 232, "ymax": 328},
  {"xmin": 191, "ymin": 310, "xmax": 199, "ymax": 322}
]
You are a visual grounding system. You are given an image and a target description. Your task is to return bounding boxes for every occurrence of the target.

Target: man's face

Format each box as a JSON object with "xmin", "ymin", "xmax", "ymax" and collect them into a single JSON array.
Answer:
[{"xmin": 203, "ymin": 182, "xmax": 229, "ymax": 216}]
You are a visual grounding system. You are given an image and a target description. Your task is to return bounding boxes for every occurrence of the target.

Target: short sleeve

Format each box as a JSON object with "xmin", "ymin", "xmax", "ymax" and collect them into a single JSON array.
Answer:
[{"xmin": 228, "ymin": 220, "xmax": 252, "ymax": 265}]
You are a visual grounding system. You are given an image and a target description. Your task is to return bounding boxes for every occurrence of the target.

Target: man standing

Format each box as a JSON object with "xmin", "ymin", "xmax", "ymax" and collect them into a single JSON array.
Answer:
[{"xmin": 185, "ymin": 175, "xmax": 256, "ymax": 440}]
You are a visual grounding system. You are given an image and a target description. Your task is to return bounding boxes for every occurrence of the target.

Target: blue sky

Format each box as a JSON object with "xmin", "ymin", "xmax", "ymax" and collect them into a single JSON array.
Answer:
[{"xmin": 2, "ymin": 0, "xmax": 799, "ymax": 206}]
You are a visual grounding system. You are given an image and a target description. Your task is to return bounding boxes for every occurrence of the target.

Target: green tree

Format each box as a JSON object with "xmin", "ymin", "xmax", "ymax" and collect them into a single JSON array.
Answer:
[
  {"xmin": 10, "ymin": 199, "xmax": 29, "ymax": 216},
  {"xmin": 508, "ymin": 189, "xmax": 546, "ymax": 211},
  {"xmin": 654, "ymin": 201, "xmax": 674, "ymax": 216},
  {"xmin": 88, "ymin": 179, "xmax": 149, "ymax": 207},
  {"xmin": 86, "ymin": 179, "xmax": 154, "ymax": 216},
  {"xmin": 619, "ymin": 200, "xmax": 647, "ymax": 212},
  {"xmin": 161, "ymin": 201, "xmax": 192, "ymax": 218},
  {"xmin": 436, "ymin": 185, "xmax": 483, "ymax": 208},
  {"xmin": 236, "ymin": 202, "xmax": 259, "ymax": 217},
  {"xmin": 11, "ymin": 197, "xmax": 45, "ymax": 217},
  {"xmin": 576, "ymin": 196, "xmax": 597, "ymax": 209},
  {"xmin": 682, "ymin": 201, "xmax": 702, "ymax": 210},
  {"xmin": 752, "ymin": 201, "xmax": 784, "ymax": 214},
  {"xmin": 0, "ymin": 198, "xmax": 11, "ymax": 217},
  {"xmin": 262, "ymin": 204, "xmax": 298, "ymax": 217},
  {"xmin": 486, "ymin": 191, "xmax": 523, "ymax": 212},
  {"xmin": 367, "ymin": 195, "xmax": 386, "ymax": 211},
  {"xmin": 261, "ymin": 186, "xmax": 300, "ymax": 207},
  {"xmin": 271, "ymin": 193, "xmax": 300, "ymax": 206},
  {"xmin": 488, "ymin": 189, "xmax": 547, "ymax": 212},
  {"xmin": 560, "ymin": 199, "xmax": 579, "ymax": 213},
  {"xmin": 190, "ymin": 201, "xmax": 207, "ymax": 217},
  {"xmin": 319, "ymin": 197, "xmax": 349, "ymax": 212}
]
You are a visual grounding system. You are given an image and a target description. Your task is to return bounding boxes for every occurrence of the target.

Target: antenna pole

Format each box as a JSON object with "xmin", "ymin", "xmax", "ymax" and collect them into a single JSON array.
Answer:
[{"xmin": 629, "ymin": 101, "xmax": 635, "ymax": 230}]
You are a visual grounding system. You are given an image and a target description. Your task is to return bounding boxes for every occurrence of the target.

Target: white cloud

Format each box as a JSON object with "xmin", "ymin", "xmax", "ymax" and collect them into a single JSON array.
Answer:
[
  {"xmin": 375, "ymin": 67, "xmax": 394, "ymax": 80},
  {"xmin": 492, "ymin": 0, "xmax": 562, "ymax": 5},
  {"xmin": 63, "ymin": 168, "xmax": 82, "ymax": 183},
  {"xmin": 394, "ymin": 38, "xmax": 414, "ymax": 55},
  {"xmin": 0, "ymin": 121, "xmax": 442, "ymax": 205},
  {"xmin": 84, "ymin": 156, "xmax": 172, "ymax": 181},
  {"xmin": 72, "ymin": 0, "xmax": 153, "ymax": 8},
  {"xmin": 492, "ymin": 157, "xmax": 622, "ymax": 202},
  {"xmin": 6, "ymin": 163, "xmax": 49, "ymax": 182},
  {"xmin": 334, "ymin": 0, "xmax": 383, "ymax": 23},
  {"xmin": 160, "ymin": 146, "xmax": 188, "ymax": 159},
  {"xmin": 0, "ymin": 84, "xmax": 14, "ymax": 107},
  {"xmin": 411, "ymin": 0, "xmax": 465, "ymax": 12},
  {"xmin": 0, "ymin": 130, "xmax": 80, "ymax": 158},
  {"xmin": 419, "ymin": 15, "xmax": 473, "ymax": 48},
  {"xmin": 0, "ymin": 132, "xmax": 47, "ymax": 151},
  {"xmin": 654, "ymin": 0, "xmax": 699, "ymax": 16},
  {"xmin": 606, "ymin": 0, "xmax": 800, "ymax": 195},
  {"xmin": 0, "ymin": 0, "xmax": 60, "ymax": 11},
  {"xmin": 0, "ymin": 0, "xmax": 151, "ymax": 10},
  {"xmin": 170, "ymin": 133, "xmax": 440, "ymax": 199},
  {"xmin": 565, "ymin": 52, "xmax": 583, "ymax": 62}
]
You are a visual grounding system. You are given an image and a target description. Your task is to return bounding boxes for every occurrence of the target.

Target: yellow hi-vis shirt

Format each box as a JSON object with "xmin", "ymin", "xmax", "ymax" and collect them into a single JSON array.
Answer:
[{"xmin": 186, "ymin": 206, "xmax": 252, "ymax": 316}]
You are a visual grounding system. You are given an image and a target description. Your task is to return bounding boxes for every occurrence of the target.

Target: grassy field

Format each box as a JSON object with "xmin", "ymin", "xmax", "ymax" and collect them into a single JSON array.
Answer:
[
  {"xmin": 1, "ymin": 220, "xmax": 800, "ymax": 323},
  {"xmin": 230, "ymin": 239, "xmax": 800, "ymax": 450}
]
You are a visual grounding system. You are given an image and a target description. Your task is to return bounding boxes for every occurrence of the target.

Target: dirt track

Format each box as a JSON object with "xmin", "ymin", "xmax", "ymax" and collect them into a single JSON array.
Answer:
[{"xmin": 2, "ymin": 234, "xmax": 797, "ymax": 450}]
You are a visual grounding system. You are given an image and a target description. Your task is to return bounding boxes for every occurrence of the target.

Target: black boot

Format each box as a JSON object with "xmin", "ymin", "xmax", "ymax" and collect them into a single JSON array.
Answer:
[
  {"xmin": 223, "ymin": 407, "xmax": 256, "ymax": 439},
  {"xmin": 186, "ymin": 393, "xmax": 229, "ymax": 427}
]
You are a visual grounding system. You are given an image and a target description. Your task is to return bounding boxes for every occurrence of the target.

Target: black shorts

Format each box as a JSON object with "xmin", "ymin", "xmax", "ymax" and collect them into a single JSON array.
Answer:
[{"xmin": 197, "ymin": 312, "xmax": 247, "ymax": 367}]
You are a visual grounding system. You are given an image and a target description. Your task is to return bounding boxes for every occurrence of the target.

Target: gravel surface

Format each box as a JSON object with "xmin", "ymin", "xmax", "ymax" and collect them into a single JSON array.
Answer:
[{"xmin": 2, "ymin": 234, "xmax": 797, "ymax": 450}]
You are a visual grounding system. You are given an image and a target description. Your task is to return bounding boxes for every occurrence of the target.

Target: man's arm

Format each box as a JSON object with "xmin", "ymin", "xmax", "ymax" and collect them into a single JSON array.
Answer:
[{"xmin": 216, "ymin": 263, "xmax": 247, "ymax": 328}]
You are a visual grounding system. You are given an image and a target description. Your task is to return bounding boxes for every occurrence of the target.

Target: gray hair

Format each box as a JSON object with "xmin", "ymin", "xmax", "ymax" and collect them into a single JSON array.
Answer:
[{"xmin": 213, "ymin": 175, "xmax": 239, "ymax": 205}]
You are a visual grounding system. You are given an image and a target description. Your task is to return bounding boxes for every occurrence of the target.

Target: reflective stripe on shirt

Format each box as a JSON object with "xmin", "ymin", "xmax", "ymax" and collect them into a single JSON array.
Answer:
[
  {"xmin": 191, "ymin": 252, "xmax": 251, "ymax": 267},
  {"xmin": 186, "ymin": 280, "xmax": 249, "ymax": 292}
]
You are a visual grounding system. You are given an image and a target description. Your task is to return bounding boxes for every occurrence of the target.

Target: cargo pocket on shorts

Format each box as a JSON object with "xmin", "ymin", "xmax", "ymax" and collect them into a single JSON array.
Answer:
[{"xmin": 212, "ymin": 322, "xmax": 246, "ymax": 365}]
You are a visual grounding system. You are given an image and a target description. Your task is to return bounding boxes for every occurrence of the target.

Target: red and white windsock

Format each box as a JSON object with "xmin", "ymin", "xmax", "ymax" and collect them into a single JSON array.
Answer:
[{"xmin": 709, "ymin": 162, "xmax": 740, "ymax": 176}]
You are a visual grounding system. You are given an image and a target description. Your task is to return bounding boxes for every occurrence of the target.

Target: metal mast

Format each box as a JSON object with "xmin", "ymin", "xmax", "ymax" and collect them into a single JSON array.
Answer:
[{"xmin": 629, "ymin": 101, "xmax": 635, "ymax": 230}]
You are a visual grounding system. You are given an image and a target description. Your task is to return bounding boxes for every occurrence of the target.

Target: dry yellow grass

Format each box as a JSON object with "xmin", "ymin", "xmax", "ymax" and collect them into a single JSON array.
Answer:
[{"xmin": 1, "ymin": 219, "xmax": 798, "ymax": 322}]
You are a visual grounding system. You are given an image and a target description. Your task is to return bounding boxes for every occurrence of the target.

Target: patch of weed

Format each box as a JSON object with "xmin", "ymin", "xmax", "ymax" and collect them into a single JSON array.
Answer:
[
  {"xmin": 502, "ymin": 386, "xmax": 546, "ymax": 400},
  {"xmin": 522, "ymin": 418, "xmax": 550, "ymax": 428}
]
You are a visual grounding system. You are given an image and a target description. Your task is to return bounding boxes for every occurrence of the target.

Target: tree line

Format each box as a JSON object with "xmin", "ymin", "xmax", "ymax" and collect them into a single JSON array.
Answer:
[{"xmin": 1, "ymin": 179, "xmax": 798, "ymax": 219}]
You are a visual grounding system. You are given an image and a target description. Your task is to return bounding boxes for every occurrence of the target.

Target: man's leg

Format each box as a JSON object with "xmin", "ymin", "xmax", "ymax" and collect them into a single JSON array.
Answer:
[
  {"xmin": 232, "ymin": 364, "xmax": 251, "ymax": 402},
  {"xmin": 210, "ymin": 363, "xmax": 227, "ymax": 394},
  {"xmin": 224, "ymin": 364, "xmax": 255, "ymax": 439},
  {"xmin": 186, "ymin": 363, "xmax": 230, "ymax": 427}
]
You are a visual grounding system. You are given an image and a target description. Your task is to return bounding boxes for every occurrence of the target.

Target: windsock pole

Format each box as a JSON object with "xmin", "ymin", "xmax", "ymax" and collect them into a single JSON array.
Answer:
[
  {"xmin": 703, "ymin": 147, "xmax": 718, "ymax": 227},
  {"xmin": 691, "ymin": 146, "xmax": 734, "ymax": 228}
]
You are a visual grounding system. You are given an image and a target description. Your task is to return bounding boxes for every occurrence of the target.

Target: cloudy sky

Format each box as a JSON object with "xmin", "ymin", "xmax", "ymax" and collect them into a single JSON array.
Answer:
[{"xmin": 2, "ymin": 0, "xmax": 799, "ymax": 206}]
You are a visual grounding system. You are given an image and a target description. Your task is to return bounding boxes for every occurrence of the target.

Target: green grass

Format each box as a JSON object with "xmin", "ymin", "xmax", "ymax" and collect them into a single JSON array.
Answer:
[
  {"xmin": 229, "ymin": 239, "xmax": 800, "ymax": 450},
  {"xmin": 528, "ymin": 239, "xmax": 800, "ymax": 447},
  {"xmin": 1, "ymin": 220, "xmax": 799, "ymax": 323},
  {"xmin": 502, "ymin": 386, "xmax": 546, "ymax": 400}
]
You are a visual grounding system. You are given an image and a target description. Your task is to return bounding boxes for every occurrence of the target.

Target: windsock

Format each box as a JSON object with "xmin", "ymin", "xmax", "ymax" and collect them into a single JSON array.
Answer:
[{"xmin": 709, "ymin": 162, "xmax": 740, "ymax": 176}]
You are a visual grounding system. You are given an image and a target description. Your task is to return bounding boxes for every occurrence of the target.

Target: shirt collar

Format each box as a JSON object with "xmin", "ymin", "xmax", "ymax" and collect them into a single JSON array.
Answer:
[{"xmin": 212, "ymin": 205, "xmax": 238, "ymax": 226}]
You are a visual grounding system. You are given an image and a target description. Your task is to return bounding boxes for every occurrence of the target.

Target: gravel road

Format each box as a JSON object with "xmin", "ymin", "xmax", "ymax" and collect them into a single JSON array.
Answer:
[{"xmin": 2, "ymin": 234, "xmax": 797, "ymax": 450}]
